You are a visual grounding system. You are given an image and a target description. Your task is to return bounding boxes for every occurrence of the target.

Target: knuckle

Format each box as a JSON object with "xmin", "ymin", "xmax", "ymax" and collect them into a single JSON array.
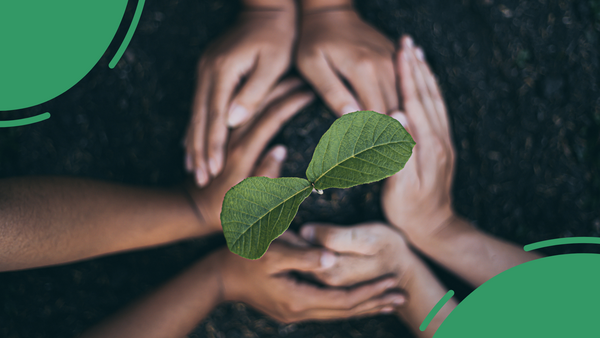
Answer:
[{"xmin": 355, "ymin": 56, "xmax": 377, "ymax": 73}]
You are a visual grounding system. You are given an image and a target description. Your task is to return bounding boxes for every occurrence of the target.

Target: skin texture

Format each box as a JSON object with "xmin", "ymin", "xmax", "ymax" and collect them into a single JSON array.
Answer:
[
  {"xmin": 0, "ymin": 79, "xmax": 312, "ymax": 272},
  {"xmin": 296, "ymin": 2, "xmax": 396, "ymax": 116},
  {"xmin": 184, "ymin": 0, "xmax": 296, "ymax": 186}
]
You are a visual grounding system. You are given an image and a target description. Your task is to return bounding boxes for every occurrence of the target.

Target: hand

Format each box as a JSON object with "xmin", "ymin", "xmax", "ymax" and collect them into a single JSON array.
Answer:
[
  {"xmin": 299, "ymin": 222, "xmax": 458, "ymax": 338},
  {"xmin": 296, "ymin": 7, "xmax": 396, "ymax": 116},
  {"xmin": 382, "ymin": 36, "xmax": 456, "ymax": 241},
  {"xmin": 214, "ymin": 237, "xmax": 405, "ymax": 323},
  {"xmin": 185, "ymin": 6, "xmax": 296, "ymax": 186},
  {"xmin": 187, "ymin": 79, "xmax": 314, "ymax": 233},
  {"xmin": 299, "ymin": 222, "xmax": 417, "ymax": 290}
]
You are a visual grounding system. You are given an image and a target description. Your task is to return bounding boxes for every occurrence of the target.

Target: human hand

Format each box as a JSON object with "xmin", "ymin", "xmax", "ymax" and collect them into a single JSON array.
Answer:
[
  {"xmin": 299, "ymin": 222, "xmax": 418, "ymax": 290},
  {"xmin": 296, "ymin": 7, "xmax": 396, "ymax": 116},
  {"xmin": 185, "ymin": 5, "xmax": 296, "ymax": 186},
  {"xmin": 214, "ymin": 237, "xmax": 405, "ymax": 323},
  {"xmin": 382, "ymin": 36, "xmax": 456, "ymax": 241},
  {"xmin": 187, "ymin": 79, "xmax": 314, "ymax": 233}
]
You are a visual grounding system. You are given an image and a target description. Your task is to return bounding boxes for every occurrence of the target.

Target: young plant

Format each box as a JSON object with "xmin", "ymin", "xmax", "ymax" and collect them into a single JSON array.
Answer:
[{"xmin": 220, "ymin": 111, "xmax": 415, "ymax": 259}]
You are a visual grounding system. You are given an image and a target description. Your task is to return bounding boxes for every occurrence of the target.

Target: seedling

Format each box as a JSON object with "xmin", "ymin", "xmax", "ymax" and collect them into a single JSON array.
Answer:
[{"xmin": 220, "ymin": 111, "xmax": 415, "ymax": 259}]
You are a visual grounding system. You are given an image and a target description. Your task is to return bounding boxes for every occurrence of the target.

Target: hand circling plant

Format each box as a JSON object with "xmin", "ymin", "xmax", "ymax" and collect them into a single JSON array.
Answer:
[{"xmin": 220, "ymin": 111, "xmax": 415, "ymax": 259}]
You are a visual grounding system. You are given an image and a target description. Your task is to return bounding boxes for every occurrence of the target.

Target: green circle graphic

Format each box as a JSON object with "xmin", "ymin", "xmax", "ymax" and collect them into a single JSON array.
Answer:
[
  {"xmin": 0, "ymin": 1, "xmax": 128, "ymax": 111},
  {"xmin": 435, "ymin": 253, "xmax": 600, "ymax": 337}
]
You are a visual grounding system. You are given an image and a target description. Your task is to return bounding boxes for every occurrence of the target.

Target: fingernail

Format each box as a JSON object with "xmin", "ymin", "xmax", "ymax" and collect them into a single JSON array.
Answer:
[
  {"xmin": 393, "ymin": 296, "xmax": 405, "ymax": 305},
  {"xmin": 390, "ymin": 112, "xmax": 408, "ymax": 128},
  {"xmin": 404, "ymin": 36, "xmax": 414, "ymax": 48},
  {"xmin": 300, "ymin": 226, "xmax": 315, "ymax": 242},
  {"xmin": 271, "ymin": 146, "xmax": 287, "ymax": 162},
  {"xmin": 227, "ymin": 104, "xmax": 248, "ymax": 127},
  {"xmin": 320, "ymin": 251, "xmax": 336, "ymax": 268},
  {"xmin": 185, "ymin": 155, "xmax": 193, "ymax": 172},
  {"xmin": 196, "ymin": 169, "xmax": 208, "ymax": 186},
  {"xmin": 341, "ymin": 104, "xmax": 361, "ymax": 115},
  {"xmin": 415, "ymin": 48, "xmax": 425, "ymax": 61},
  {"xmin": 381, "ymin": 306, "xmax": 394, "ymax": 313},
  {"xmin": 208, "ymin": 158, "xmax": 219, "ymax": 177}
]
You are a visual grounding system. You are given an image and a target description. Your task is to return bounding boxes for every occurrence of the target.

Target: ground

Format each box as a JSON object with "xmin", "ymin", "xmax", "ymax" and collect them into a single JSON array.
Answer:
[{"xmin": 1, "ymin": 0, "xmax": 599, "ymax": 337}]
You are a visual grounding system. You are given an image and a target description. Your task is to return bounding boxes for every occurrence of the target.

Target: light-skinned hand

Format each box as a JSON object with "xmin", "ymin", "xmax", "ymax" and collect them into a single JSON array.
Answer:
[
  {"xmin": 185, "ymin": 6, "xmax": 296, "ymax": 186},
  {"xmin": 187, "ymin": 79, "xmax": 314, "ymax": 233},
  {"xmin": 213, "ymin": 237, "xmax": 405, "ymax": 323},
  {"xmin": 296, "ymin": 7, "xmax": 396, "ymax": 116},
  {"xmin": 299, "ymin": 222, "xmax": 418, "ymax": 290},
  {"xmin": 382, "ymin": 36, "xmax": 456, "ymax": 241}
]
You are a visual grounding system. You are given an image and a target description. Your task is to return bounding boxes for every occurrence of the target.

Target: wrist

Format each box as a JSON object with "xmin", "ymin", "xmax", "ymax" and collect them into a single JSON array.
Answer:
[
  {"xmin": 397, "ymin": 208, "xmax": 456, "ymax": 247},
  {"xmin": 199, "ymin": 249, "xmax": 228, "ymax": 305},
  {"xmin": 410, "ymin": 213, "xmax": 473, "ymax": 253}
]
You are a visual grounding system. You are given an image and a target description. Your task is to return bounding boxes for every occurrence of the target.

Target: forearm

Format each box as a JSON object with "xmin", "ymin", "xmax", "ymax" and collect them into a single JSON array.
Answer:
[
  {"xmin": 396, "ymin": 260, "xmax": 457, "ymax": 338},
  {"xmin": 0, "ymin": 177, "xmax": 218, "ymax": 271},
  {"xmin": 242, "ymin": 0, "xmax": 295, "ymax": 10},
  {"xmin": 411, "ymin": 216, "xmax": 542, "ymax": 288},
  {"xmin": 301, "ymin": 0, "xmax": 352, "ymax": 12},
  {"xmin": 81, "ymin": 252, "xmax": 223, "ymax": 338}
]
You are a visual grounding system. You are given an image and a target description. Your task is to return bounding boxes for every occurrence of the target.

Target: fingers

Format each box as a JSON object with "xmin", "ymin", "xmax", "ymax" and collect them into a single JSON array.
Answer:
[
  {"xmin": 265, "ymin": 241, "xmax": 336, "ymax": 273},
  {"xmin": 278, "ymin": 230, "xmax": 312, "ymax": 248},
  {"xmin": 234, "ymin": 90, "xmax": 315, "ymax": 167},
  {"xmin": 398, "ymin": 36, "xmax": 431, "ymax": 145},
  {"xmin": 302, "ymin": 277, "xmax": 400, "ymax": 310},
  {"xmin": 297, "ymin": 52, "xmax": 361, "ymax": 116},
  {"xmin": 300, "ymin": 222, "xmax": 389, "ymax": 255},
  {"xmin": 297, "ymin": 290, "xmax": 405, "ymax": 321},
  {"xmin": 228, "ymin": 57, "xmax": 290, "ymax": 128},
  {"xmin": 230, "ymin": 78, "xmax": 304, "ymax": 144},
  {"xmin": 251, "ymin": 145, "xmax": 287, "ymax": 178},
  {"xmin": 335, "ymin": 50, "xmax": 395, "ymax": 114},
  {"xmin": 188, "ymin": 63, "xmax": 213, "ymax": 186},
  {"xmin": 412, "ymin": 48, "xmax": 452, "ymax": 143}
]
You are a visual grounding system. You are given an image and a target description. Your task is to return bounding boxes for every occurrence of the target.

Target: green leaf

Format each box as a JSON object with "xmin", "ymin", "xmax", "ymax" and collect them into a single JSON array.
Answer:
[
  {"xmin": 220, "ymin": 177, "xmax": 312, "ymax": 259},
  {"xmin": 306, "ymin": 111, "xmax": 415, "ymax": 190}
]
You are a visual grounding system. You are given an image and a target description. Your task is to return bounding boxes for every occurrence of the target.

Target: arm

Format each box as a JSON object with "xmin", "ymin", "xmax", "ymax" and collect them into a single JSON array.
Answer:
[
  {"xmin": 409, "ymin": 216, "xmax": 540, "ymax": 288},
  {"xmin": 301, "ymin": 0, "xmax": 352, "ymax": 11},
  {"xmin": 0, "ymin": 177, "xmax": 209, "ymax": 272},
  {"xmin": 0, "ymin": 80, "xmax": 313, "ymax": 272},
  {"xmin": 81, "ymin": 238, "xmax": 401, "ymax": 338},
  {"xmin": 80, "ymin": 251, "xmax": 223, "ymax": 338},
  {"xmin": 382, "ymin": 36, "xmax": 541, "ymax": 289}
]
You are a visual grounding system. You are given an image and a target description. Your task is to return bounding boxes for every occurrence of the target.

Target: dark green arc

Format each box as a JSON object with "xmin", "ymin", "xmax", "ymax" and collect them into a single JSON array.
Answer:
[{"xmin": 0, "ymin": 113, "xmax": 51, "ymax": 128}]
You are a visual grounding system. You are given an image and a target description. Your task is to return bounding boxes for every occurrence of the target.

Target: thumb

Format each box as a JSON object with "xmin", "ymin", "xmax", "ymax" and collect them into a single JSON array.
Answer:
[
  {"xmin": 267, "ymin": 241, "xmax": 336, "ymax": 273},
  {"xmin": 300, "ymin": 223, "xmax": 385, "ymax": 255},
  {"xmin": 252, "ymin": 145, "xmax": 287, "ymax": 178}
]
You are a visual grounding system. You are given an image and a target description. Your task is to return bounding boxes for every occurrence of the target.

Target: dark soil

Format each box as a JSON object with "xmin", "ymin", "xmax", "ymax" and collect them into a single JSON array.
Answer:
[{"xmin": 1, "ymin": 0, "xmax": 599, "ymax": 337}]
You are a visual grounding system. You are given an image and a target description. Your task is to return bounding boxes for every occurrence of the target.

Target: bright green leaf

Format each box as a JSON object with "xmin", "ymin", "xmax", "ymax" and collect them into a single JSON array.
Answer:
[
  {"xmin": 306, "ymin": 111, "xmax": 415, "ymax": 190},
  {"xmin": 220, "ymin": 177, "xmax": 312, "ymax": 259}
]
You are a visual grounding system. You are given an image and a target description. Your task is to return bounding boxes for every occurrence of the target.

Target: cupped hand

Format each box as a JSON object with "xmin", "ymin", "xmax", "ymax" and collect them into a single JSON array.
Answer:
[
  {"xmin": 185, "ymin": 7, "xmax": 296, "ymax": 186},
  {"xmin": 299, "ymin": 222, "xmax": 418, "ymax": 290},
  {"xmin": 187, "ymin": 79, "xmax": 314, "ymax": 233},
  {"xmin": 214, "ymin": 237, "xmax": 405, "ymax": 323},
  {"xmin": 296, "ymin": 7, "xmax": 396, "ymax": 116},
  {"xmin": 382, "ymin": 36, "xmax": 456, "ymax": 241}
]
